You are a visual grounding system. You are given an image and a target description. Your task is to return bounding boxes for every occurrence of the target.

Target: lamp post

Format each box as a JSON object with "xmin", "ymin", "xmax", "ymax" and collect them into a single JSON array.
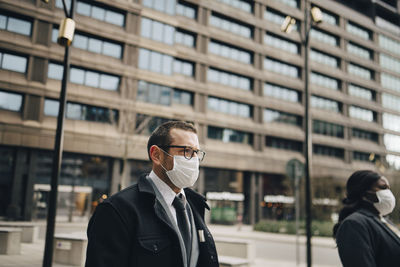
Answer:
[
  {"xmin": 41, "ymin": 1, "xmax": 76, "ymax": 266},
  {"xmin": 281, "ymin": 2, "xmax": 322, "ymax": 267}
]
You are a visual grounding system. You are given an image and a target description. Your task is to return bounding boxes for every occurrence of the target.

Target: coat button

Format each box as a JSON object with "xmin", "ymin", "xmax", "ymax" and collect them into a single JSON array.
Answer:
[
  {"xmin": 153, "ymin": 244, "xmax": 158, "ymax": 252},
  {"xmin": 210, "ymin": 255, "xmax": 214, "ymax": 260}
]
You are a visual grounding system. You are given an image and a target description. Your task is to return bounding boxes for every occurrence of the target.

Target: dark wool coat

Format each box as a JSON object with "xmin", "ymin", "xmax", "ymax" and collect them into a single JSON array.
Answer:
[
  {"xmin": 336, "ymin": 208, "xmax": 400, "ymax": 267},
  {"xmin": 85, "ymin": 174, "xmax": 219, "ymax": 267}
]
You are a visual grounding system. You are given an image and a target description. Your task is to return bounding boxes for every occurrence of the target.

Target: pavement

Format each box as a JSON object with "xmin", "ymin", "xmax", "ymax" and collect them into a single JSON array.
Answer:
[{"xmin": 0, "ymin": 220, "xmax": 339, "ymax": 267}]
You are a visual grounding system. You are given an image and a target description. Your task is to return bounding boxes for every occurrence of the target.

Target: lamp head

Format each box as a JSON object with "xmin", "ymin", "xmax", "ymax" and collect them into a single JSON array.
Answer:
[
  {"xmin": 311, "ymin": 7, "xmax": 323, "ymax": 24},
  {"xmin": 281, "ymin": 16, "xmax": 296, "ymax": 33}
]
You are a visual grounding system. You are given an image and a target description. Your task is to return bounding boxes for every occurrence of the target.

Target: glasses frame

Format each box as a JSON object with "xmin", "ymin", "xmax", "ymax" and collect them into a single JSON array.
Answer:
[{"xmin": 159, "ymin": 145, "xmax": 206, "ymax": 161}]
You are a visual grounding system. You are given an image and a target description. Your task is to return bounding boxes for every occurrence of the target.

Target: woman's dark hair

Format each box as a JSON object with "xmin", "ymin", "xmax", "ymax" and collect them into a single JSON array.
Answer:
[{"xmin": 333, "ymin": 170, "xmax": 381, "ymax": 238}]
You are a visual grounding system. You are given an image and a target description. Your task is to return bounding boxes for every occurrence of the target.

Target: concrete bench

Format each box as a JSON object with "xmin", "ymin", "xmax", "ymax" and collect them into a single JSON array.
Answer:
[
  {"xmin": 0, "ymin": 227, "xmax": 22, "ymax": 255},
  {"xmin": 214, "ymin": 237, "xmax": 254, "ymax": 267},
  {"xmin": 54, "ymin": 232, "xmax": 87, "ymax": 267},
  {"xmin": 0, "ymin": 221, "xmax": 39, "ymax": 243}
]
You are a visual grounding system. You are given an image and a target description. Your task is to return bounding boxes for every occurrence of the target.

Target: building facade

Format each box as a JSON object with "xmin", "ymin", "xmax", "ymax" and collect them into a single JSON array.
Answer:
[{"xmin": 0, "ymin": 0, "xmax": 400, "ymax": 223}]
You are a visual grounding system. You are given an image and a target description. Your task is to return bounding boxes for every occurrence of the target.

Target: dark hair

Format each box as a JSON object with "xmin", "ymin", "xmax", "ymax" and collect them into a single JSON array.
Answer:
[
  {"xmin": 333, "ymin": 170, "xmax": 380, "ymax": 238},
  {"xmin": 147, "ymin": 121, "xmax": 197, "ymax": 161}
]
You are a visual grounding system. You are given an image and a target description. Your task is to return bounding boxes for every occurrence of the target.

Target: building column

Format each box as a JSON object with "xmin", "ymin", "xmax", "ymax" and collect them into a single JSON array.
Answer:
[
  {"xmin": 23, "ymin": 150, "xmax": 38, "ymax": 221},
  {"xmin": 197, "ymin": 167, "xmax": 205, "ymax": 195},
  {"xmin": 110, "ymin": 159, "xmax": 121, "ymax": 195},
  {"xmin": 249, "ymin": 172, "xmax": 256, "ymax": 225},
  {"xmin": 257, "ymin": 173, "xmax": 263, "ymax": 222}
]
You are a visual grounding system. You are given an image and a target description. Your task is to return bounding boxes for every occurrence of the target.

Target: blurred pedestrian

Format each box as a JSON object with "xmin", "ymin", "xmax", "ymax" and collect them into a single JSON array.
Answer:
[
  {"xmin": 85, "ymin": 121, "xmax": 219, "ymax": 267},
  {"xmin": 333, "ymin": 170, "xmax": 400, "ymax": 267}
]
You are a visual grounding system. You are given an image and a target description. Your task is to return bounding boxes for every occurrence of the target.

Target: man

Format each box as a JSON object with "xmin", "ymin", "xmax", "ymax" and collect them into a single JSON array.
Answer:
[{"xmin": 85, "ymin": 121, "xmax": 219, "ymax": 267}]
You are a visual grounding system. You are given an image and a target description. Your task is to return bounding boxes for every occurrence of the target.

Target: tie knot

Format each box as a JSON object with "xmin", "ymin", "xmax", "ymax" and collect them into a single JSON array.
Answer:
[{"xmin": 173, "ymin": 194, "xmax": 186, "ymax": 211}]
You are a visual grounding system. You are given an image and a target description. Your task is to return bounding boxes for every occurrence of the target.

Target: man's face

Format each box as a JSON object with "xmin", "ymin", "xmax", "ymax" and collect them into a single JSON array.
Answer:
[{"xmin": 160, "ymin": 128, "xmax": 200, "ymax": 171}]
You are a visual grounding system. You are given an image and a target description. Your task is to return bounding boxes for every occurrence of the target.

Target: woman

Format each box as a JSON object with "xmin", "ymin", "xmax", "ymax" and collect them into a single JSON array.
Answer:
[{"xmin": 333, "ymin": 170, "xmax": 400, "ymax": 267}]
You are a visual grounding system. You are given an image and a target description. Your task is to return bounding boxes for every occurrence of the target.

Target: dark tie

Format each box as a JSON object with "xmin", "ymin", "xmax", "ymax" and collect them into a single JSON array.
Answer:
[{"xmin": 173, "ymin": 194, "xmax": 192, "ymax": 265}]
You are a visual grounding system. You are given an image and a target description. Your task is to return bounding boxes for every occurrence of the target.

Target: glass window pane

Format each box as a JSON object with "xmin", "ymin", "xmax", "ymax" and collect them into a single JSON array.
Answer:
[
  {"xmin": 7, "ymin": 17, "xmax": 31, "ymax": 36},
  {"xmin": 138, "ymin": 49, "xmax": 150, "ymax": 70},
  {"xmin": 150, "ymin": 52, "xmax": 162, "ymax": 73},
  {"xmin": 152, "ymin": 21, "xmax": 163, "ymax": 42},
  {"xmin": 141, "ymin": 18, "xmax": 152, "ymax": 39},
  {"xmin": 102, "ymin": 42, "xmax": 122, "ymax": 58},
  {"xmin": 2, "ymin": 53, "xmax": 27, "ymax": 73},
  {"xmin": 88, "ymin": 38, "xmax": 102, "ymax": 53},
  {"xmin": 105, "ymin": 10, "xmax": 124, "ymax": 26},
  {"xmin": 70, "ymin": 68, "xmax": 85, "ymax": 84},
  {"xmin": 77, "ymin": 2, "xmax": 91, "ymax": 16},
  {"xmin": 91, "ymin": 6, "xmax": 105, "ymax": 21},
  {"xmin": 73, "ymin": 34, "xmax": 88, "ymax": 50},
  {"xmin": 0, "ymin": 15, "xmax": 6, "ymax": 29},
  {"xmin": 67, "ymin": 103, "xmax": 83, "ymax": 120},
  {"xmin": 99, "ymin": 74, "xmax": 119, "ymax": 90},
  {"xmin": 44, "ymin": 99, "xmax": 59, "ymax": 116},
  {"xmin": 162, "ymin": 55, "xmax": 173, "ymax": 75},
  {"xmin": 0, "ymin": 91, "xmax": 22, "ymax": 111},
  {"xmin": 85, "ymin": 71, "xmax": 100, "ymax": 87},
  {"xmin": 164, "ymin": 25, "xmax": 174, "ymax": 45},
  {"xmin": 48, "ymin": 63, "xmax": 63, "ymax": 80}
]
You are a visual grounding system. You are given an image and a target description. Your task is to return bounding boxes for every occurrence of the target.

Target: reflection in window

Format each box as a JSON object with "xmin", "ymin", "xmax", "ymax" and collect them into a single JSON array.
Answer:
[
  {"xmin": 264, "ymin": 33, "xmax": 299, "ymax": 54},
  {"xmin": 0, "ymin": 13, "xmax": 31, "ymax": 36},
  {"xmin": 173, "ymin": 89, "xmax": 192, "ymax": 105},
  {"xmin": 311, "ymin": 95, "xmax": 340, "ymax": 113},
  {"xmin": 210, "ymin": 13, "xmax": 252, "ymax": 38},
  {"xmin": 47, "ymin": 63, "xmax": 120, "ymax": 91},
  {"xmin": 349, "ymin": 106, "xmax": 374, "ymax": 122},
  {"xmin": 209, "ymin": 40, "xmax": 252, "ymax": 64},
  {"xmin": 137, "ymin": 80, "xmax": 192, "ymax": 106},
  {"xmin": 386, "ymin": 154, "xmax": 400, "ymax": 170},
  {"xmin": 56, "ymin": 0, "xmax": 125, "ymax": 26},
  {"xmin": 216, "ymin": 0, "xmax": 253, "ymax": 13},
  {"xmin": 208, "ymin": 126, "xmax": 252, "ymax": 144},
  {"xmin": 347, "ymin": 42, "xmax": 371, "ymax": 59},
  {"xmin": 383, "ymin": 113, "xmax": 400, "ymax": 132},
  {"xmin": 384, "ymin": 134, "xmax": 400, "ymax": 153},
  {"xmin": 207, "ymin": 68, "xmax": 251, "ymax": 91},
  {"xmin": 346, "ymin": 22, "xmax": 371, "ymax": 40},
  {"xmin": 263, "ymin": 109, "xmax": 301, "ymax": 126},
  {"xmin": 266, "ymin": 136, "xmax": 302, "ymax": 152},
  {"xmin": 135, "ymin": 114, "xmax": 172, "ymax": 135},
  {"xmin": 382, "ymin": 93, "xmax": 400, "ymax": 112},
  {"xmin": 208, "ymin": 96, "xmax": 251, "ymax": 118},
  {"xmin": 310, "ymin": 49, "xmax": 338, "ymax": 68},
  {"xmin": 352, "ymin": 128, "xmax": 378, "ymax": 142},
  {"xmin": 0, "ymin": 51, "xmax": 27, "ymax": 73},
  {"xmin": 313, "ymin": 144, "xmax": 344, "ymax": 159},
  {"xmin": 44, "ymin": 98, "xmax": 118, "ymax": 124},
  {"xmin": 264, "ymin": 83, "xmax": 299, "ymax": 102},
  {"xmin": 311, "ymin": 72, "xmax": 339, "ymax": 90},
  {"xmin": 0, "ymin": 90, "xmax": 23, "ymax": 111},
  {"xmin": 264, "ymin": 58, "xmax": 299, "ymax": 78},
  {"xmin": 52, "ymin": 28, "xmax": 122, "ymax": 58},
  {"xmin": 310, "ymin": 29, "xmax": 338, "ymax": 46},
  {"xmin": 348, "ymin": 84, "xmax": 374, "ymax": 101},
  {"xmin": 348, "ymin": 63, "xmax": 372, "ymax": 80},
  {"xmin": 313, "ymin": 120, "xmax": 344, "ymax": 138},
  {"xmin": 381, "ymin": 73, "xmax": 400, "ymax": 93}
]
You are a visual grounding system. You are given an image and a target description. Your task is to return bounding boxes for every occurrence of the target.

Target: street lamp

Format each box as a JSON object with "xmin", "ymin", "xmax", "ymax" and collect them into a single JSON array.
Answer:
[
  {"xmin": 281, "ymin": 2, "xmax": 323, "ymax": 267},
  {"xmin": 41, "ymin": 0, "xmax": 76, "ymax": 267}
]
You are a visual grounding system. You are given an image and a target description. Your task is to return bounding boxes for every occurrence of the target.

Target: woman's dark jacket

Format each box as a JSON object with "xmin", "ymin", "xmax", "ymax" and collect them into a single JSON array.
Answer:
[
  {"xmin": 85, "ymin": 174, "xmax": 219, "ymax": 267},
  {"xmin": 336, "ymin": 207, "xmax": 400, "ymax": 267}
]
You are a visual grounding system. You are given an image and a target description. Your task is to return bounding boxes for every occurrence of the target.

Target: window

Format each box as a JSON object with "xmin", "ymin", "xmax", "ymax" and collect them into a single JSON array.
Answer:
[
  {"xmin": 175, "ymin": 29, "xmax": 195, "ymax": 47},
  {"xmin": 384, "ymin": 134, "xmax": 400, "ymax": 153},
  {"xmin": 346, "ymin": 22, "xmax": 371, "ymax": 40},
  {"xmin": 264, "ymin": 83, "xmax": 299, "ymax": 102},
  {"xmin": 382, "ymin": 93, "xmax": 400, "ymax": 112},
  {"xmin": 379, "ymin": 34, "xmax": 400, "ymax": 56},
  {"xmin": 216, "ymin": 0, "xmax": 253, "ymax": 13},
  {"xmin": 140, "ymin": 17, "xmax": 175, "ymax": 45},
  {"xmin": 44, "ymin": 99, "xmax": 118, "ymax": 123},
  {"xmin": 208, "ymin": 96, "xmax": 251, "ymax": 118},
  {"xmin": 375, "ymin": 16, "xmax": 400, "ymax": 35},
  {"xmin": 310, "ymin": 29, "xmax": 338, "ymax": 46},
  {"xmin": 0, "ymin": 90, "xmax": 23, "ymax": 111},
  {"xmin": 349, "ymin": 106, "xmax": 374, "ymax": 122},
  {"xmin": 353, "ymin": 151, "xmax": 374, "ymax": 162},
  {"xmin": 137, "ymin": 80, "xmax": 193, "ymax": 106},
  {"xmin": 264, "ymin": 33, "xmax": 299, "ymax": 54},
  {"xmin": 383, "ymin": 113, "xmax": 400, "ymax": 132},
  {"xmin": 310, "ymin": 72, "xmax": 339, "ymax": 90},
  {"xmin": 380, "ymin": 54, "xmax": 400, "ymax": 75},
  {"xmin": 207, "ymin": 68, "xmax": 252, "ymax": 91},
  {"xmin": 313, "ymin": 120, "xmax": 344, "ymax": 138},
  {"xmin": 264, "ymin": 58, "xmax": 299, "ymax": 78},
  {"xmin": 0, "ymin": 51, "xmax": 27, "ymax": 73},
  {"xmin": 173, "ymin": 58, "xmax": 194, "ymax": 76},
  {"xmin": 138, "ymin": 48, "xmax": 172, "ymax": 75},
  {"xmin": 52, "ymin": 28, "xmax": 122, "ymax": 58},
  {"xmin": 56, "ymin": 0, "xmax": 125, "ymax": 27},
  {"xmin": 176, "ymin": 1, "xmax": 197, "ymax": 19},
  {"xmin": 210, "ymin": 13, "xmax": 252, "ymax": 39},
  {"xmin": 208, "ymin": 126, "xmax": 252, "ymax": 144},
  {"xmin": 387, "ymin": 154, "xmax": 400, "ymax": 170},
  {"xmin": 313, "ymin": 144, "xmax": 344, "ymax": 159},
  {"xmin": 348, "ymin": 84, "xmax": 374, "ymax": 101},
  {"xmin": 48, "ymin": 63, "xmax": 120, "ymax": 91},
  {"xmin": 0, "ymin": 13, "xmax": 31, "ymax": 36},
  {"xmin": 135, "ymin": 114, "xmax": 172, "ymax": 135},
  {"xmin": 266, "ymin": 136, "xmax": 302, "ymax": 152},
  {"xmin": 263, "ymin": 109, "xmax": 301, "ymax": 126},
  {"xmin": 381, "ymin": 73, "xmax": 400, "ymax": 93},
  {"xmin": 264, "ymin": 9, "xmax": 298, "ymax": 31},
  {"xmin": 209, "ymin": 40, "xmax": 252, "ymax": 64},
  {"xmin": 310, "ymin": 49, "xmax": 339, "ymax": 68},
  {"xmin": 277, "ymin": 0, "xmax": 299, "ymax": 8},
  {"xmin": 347, "ymin": 42, "xmax": 372, "ymax": 59},
  {"xmin": 352, "ymin": 128, "xmax": 378, "ymax": 142},
  {"xmin": 318, "ymin": 8, "xmax": 338, "ymax": 25},
  {"xmin": 311, "ymin": 96, "xmax": 341, "ymax": 113},
  {"xmin": 348, "ymin": 63, "xmax": 372, "ymax": 80}
]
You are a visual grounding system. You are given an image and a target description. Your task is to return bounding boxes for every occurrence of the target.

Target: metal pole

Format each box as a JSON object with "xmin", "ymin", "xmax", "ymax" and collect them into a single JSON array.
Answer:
[
  {"xmin": 303, "ymin": 1, "xmax": 312, "ymax": 266},
  {"xmin": 42, "ymin": 1, "xmax": 75, "ymax": 266}
]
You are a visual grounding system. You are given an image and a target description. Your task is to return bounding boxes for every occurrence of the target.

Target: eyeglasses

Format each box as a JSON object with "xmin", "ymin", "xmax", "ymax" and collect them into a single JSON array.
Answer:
[{"xmin": 160, "ymin": 145, "xmax": 206, "ymax": 162}]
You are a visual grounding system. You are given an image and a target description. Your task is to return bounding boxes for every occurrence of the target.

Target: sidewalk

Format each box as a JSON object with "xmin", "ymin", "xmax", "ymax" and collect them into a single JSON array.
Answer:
[{"xmin": 0, "ymin": 221, "xmax": 337, "ymax": 267}]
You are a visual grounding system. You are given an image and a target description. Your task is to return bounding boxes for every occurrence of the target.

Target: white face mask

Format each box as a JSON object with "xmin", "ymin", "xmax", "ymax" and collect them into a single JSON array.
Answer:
[
  {"xmin": 160, "ymin": 150, "xmax": 199, "ymax": 189},
  {"xmin": 373, "ymin": 189, "xmax": 396, "ymax": 216}
]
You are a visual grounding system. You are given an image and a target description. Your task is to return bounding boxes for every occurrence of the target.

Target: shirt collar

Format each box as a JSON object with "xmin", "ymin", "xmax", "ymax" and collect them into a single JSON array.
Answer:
[{"xmin": 148, "ymin": 170, "xmax": 185, "ymax": 206}]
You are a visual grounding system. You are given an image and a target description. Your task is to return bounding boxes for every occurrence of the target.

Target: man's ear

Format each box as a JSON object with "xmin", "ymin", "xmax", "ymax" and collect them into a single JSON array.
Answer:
[{"xmin": 150, "ymin": 145, "xmax": 161, "ymax": 164}]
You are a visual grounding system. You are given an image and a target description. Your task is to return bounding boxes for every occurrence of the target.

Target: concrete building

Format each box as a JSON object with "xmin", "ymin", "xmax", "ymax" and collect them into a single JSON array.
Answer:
[{"xmin": 0, "ymin": 0, "xmax": 400, "ymax": 224}]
